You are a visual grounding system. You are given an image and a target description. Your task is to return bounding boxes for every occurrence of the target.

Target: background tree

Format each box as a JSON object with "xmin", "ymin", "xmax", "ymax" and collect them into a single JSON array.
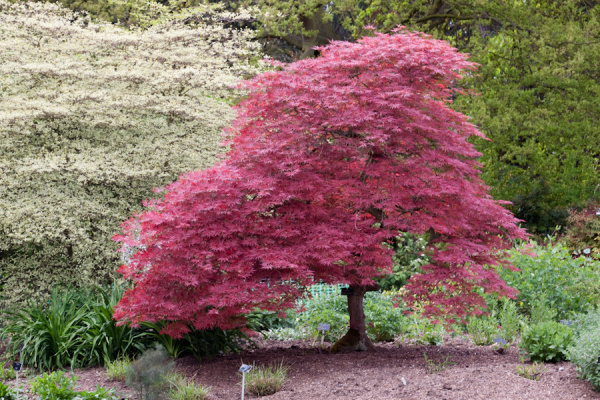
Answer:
[
  {"xmin": 114, "ymin": 30, "xmax": 527, "ymax": 352},
  {"xmin": 240, "ymin": 0, "xmax": 600, "ymax": 233},
  {"xmin": 0, "ymin": 0, "xmax": 263, "ymax": 308}
]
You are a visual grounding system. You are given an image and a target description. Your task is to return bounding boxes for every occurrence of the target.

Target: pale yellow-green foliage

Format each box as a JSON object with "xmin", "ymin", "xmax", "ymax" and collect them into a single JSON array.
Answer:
[{"xmin": 0, "ymin": 0, "xmax": 263, "ymax": 308}]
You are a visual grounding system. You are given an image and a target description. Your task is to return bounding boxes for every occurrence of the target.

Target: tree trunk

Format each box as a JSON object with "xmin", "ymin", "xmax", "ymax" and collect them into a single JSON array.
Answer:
[{"xmin": 330, "ymin": 285, "xmax": 376, "ymax": 353}]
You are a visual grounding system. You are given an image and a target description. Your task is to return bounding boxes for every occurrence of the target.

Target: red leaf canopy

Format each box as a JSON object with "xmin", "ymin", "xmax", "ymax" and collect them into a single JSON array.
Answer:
[{"xmin": 113, "ymin": 29, "xmax": 527, "ymax": 337}]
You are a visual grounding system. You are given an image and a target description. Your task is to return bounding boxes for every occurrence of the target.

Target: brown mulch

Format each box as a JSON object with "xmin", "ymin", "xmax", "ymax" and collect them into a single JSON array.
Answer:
[{"xmin": 3, "ymin": 337, "xmax": 600, "ymax": 400}]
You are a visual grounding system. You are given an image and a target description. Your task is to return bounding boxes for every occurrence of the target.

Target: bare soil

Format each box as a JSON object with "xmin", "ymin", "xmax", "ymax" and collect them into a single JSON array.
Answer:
[{"xmin": 4, "ymin": 337, "xmax": 600, "ymax": 400}]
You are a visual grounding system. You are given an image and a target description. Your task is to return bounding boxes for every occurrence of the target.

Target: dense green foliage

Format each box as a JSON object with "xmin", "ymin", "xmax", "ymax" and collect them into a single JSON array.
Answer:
[
  {"xmin": 262, "ymin": 290, "xmax": 406, "ymax": 343},
  {"xmin": 0, "ymin": 382, "xmax": 16, "ymax": 400},
  {"xmin": 0, "ymin": 286, "xmax": 147, "ymax": 370},
  {"xmin": 0, "ymin": 285, "xmax": 249, "ymax": 371},
  {"xmin": 521, "ymin": 320, "xmax": 574, "ymax": 363},
  {"xmin": 376, "ymin": 233, "xmax": 430, "ymax": 291},
  {"xmin": 242, "ymin": 0, "xmax": 600, "ymax": 232},
  {"xmin": 31, "ymin": 371, "xmax": 118, "ymax": 400},
  {"xmin": 498, "ymin": 242, "xmax": 600, "ymax": 320}
]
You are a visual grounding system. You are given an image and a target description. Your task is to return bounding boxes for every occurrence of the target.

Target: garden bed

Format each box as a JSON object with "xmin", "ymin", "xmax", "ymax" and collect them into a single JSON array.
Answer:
[{"xmin": 4, "ymin": 337, "xmax": 599, "ymax": 400}]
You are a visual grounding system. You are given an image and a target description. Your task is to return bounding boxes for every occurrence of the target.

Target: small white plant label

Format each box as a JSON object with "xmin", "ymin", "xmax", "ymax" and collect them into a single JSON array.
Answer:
[{"xmin": 318, "ymin": 323, "xmax": 330, "ymax": 331}]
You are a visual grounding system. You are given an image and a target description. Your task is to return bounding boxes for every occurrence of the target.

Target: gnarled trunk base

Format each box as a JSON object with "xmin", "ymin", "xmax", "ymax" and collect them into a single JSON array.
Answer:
[{"xmin": 330, "ymin": 285, "xmax": 377, "ymax": 353}]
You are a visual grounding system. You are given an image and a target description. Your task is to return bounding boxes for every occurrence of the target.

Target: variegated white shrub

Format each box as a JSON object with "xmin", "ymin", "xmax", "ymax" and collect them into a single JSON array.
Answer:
[{"xmin": 0, "ymin": 0, "xmax": 263, "ymax": 307}]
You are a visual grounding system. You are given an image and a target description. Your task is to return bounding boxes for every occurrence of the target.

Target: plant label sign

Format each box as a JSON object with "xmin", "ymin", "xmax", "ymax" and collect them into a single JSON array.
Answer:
[
  {"xmin": 318, "ymin": 323, "xmax": 330, "ymax": 332},
  {"xmin": 12, "ymin": 361, "xmax": 22, "ymax": 371},
  {"xmin": 239, "ymin": 364, "xmax": 252, "ymax": 373}
]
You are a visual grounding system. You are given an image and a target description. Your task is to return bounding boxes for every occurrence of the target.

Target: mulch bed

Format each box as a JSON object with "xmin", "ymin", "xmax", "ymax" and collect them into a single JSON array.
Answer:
[{"xmin": 3, "ymin": 337, "xmax": 600, "ymax": 399}]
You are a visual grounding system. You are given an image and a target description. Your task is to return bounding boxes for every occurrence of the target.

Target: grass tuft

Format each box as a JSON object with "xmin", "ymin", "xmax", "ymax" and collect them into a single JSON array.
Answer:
[{"xmin": 243, "ymin": 360, "xmax": 288, "ymax": 396}]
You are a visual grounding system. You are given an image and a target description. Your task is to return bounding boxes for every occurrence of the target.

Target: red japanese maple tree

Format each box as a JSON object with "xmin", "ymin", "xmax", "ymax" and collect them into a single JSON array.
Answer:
[{"xmin": 114, "ymin": 28, "xmax": 527, "ymax": 351}]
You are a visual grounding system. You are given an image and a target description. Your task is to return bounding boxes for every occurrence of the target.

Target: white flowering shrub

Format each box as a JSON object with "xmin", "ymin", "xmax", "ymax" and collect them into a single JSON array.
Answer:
[{"xmin": 0, "ymin": 0, "xmax": 263, "ymax": 308}]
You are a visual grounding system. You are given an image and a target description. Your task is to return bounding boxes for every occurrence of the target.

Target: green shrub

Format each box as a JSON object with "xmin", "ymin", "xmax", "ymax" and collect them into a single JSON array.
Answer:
[
  {"xmin": 500, "ymin": 241, "xmax": 600, "ymax": 320},
  {"xmin": 403, "ymin": 316, "xmax": 445, "ymax": 346},
  {"xmin": 243, "ymin": 361, "xmax": 288, "ymax": 397},
  {"xmin": 0, "ymin": 382, "xmax": 16, "ymax": 400},
  {"xmin": 377, "ymin": 233, "xmax": 430, "ymax": 290},
  {"xmin": 76, "ymin": 386, "xmax": 119, "ymax": 400},
  {"xmin": 292, "ymin": 289, "xmax": 406, "ymax": 343},
  {"xmin": 262, "ymin": 326, "xmax": 312, "ymax": 341},
  {"xmin": 529, "ymin": 294, "xmax": 558, "ymax": 325},
  {"xmin": 467, "ymin": 316, "xmax": 500, "ymax": 346},
  {"xmin": 499, "ymin": 300, "xmax": 521, "ymax": 342},
  {"xmin": 30, "ymin": 371, "xmax": 79, "ymax": 400},
  {"xmin": 567, "ymin": 309, "xmax": 600, "ymax": 390},
  {"xmin": 184, "ymin": 328, "xmax": 249, "ymax": 359},
  {"xmin": 0, "ymin": 366, "xmax": 16, "ymax": 381},
  {"xmin": 520, "ymin": 320, "xmax": 573, "ymax": 362},
  {"xmin": 245, "ymin": 309, "xmax": 293, "ymax": 333},
  {"xmin": 295, "ymin": 291, "xmax": 349, "ymax": 342},
  {"xmin": 364, "ymin": 292, "xmax": 405, "ymax": 342},
  {"xmin": 125, "ymin": 346, "xmax": 174, "ymax": 400}
]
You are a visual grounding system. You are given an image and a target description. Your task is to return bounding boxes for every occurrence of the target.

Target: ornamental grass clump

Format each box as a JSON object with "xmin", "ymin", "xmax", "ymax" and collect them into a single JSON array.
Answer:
[
  {"xmin": 243, "ymin": 361, "xmax": 288, "ymax": 397},
  {"xmin": 166, "ymin": 372, "xmax": 210, "ymax": 400},
  {"xmin": 105, "ymin": 356, "xmax": 131, "ymax": 381}
]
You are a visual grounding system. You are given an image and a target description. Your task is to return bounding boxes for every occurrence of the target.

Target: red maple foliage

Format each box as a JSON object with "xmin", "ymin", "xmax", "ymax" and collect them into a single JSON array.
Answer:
[{"xmin": 114, "ymin": 28, "xmax": 528, "ymax": 339}]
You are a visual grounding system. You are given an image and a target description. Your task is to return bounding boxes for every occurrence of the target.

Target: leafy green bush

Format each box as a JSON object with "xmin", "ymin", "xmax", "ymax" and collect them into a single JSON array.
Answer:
[
  {"xmin": 245, "ymin": 309, "xmax": 293, "ymax": 333},
  {"xmin": 30, "ymin": 372, "xmax": 118, "ymax": 400},
  {"xmin": 567, "ymin": 309, "xmax": 600, "ymax": 390},
  {"xmin": 377, "ymin": 233, "xmax": 430, "ymax": 290},
  {"xmin": 30, "ymin": 371, "xmax": 79, "ymax": 400},
  {"xmin": 500, "ymin": 241, "xmax": 600, "ymax": 319},
  {"xmin": 529, "ymin": 294, "xmax": 557, "ymax": 325},
  {"xmin": 0, "ymin": 382, "xmax": 16, "ymax": 400},
  {"xmin": 499, "ymin": 300, "xmax": 521, "ymax": 342},
  {"xmin": 262, "ymin": 326, "xmax": 312, "ymax": 341},
  {"xmin": 467, "ymin": 316, "xmax": 500, "ymax": 346},
  {"xmin": 295, "ymin": 291, "xmax": 349, "ymax": 342},
  {"xmin": 293, "ymin": 290, "xmax": 406, "ymax": 343},
  {"xmin": 126, "ymin": 346, "xmax": 174, "ymax": 400},
  {"xmin": 364, "ymin": 292, "xmax": 406, "ymax": 342},
  {"xmin": 520, "ymin": 321, "xmax": 573, "ymax": 362},
  {"xmin": 402, "ymin": 316, "xmax": 445, "ymax": 346},
  {"xmin": 0, "ymin": 366, "xmax": 16, "ymax": 380},
  {"xmin": 184, "ymin": 328, "xmax": 249, "ymax": 359}
]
